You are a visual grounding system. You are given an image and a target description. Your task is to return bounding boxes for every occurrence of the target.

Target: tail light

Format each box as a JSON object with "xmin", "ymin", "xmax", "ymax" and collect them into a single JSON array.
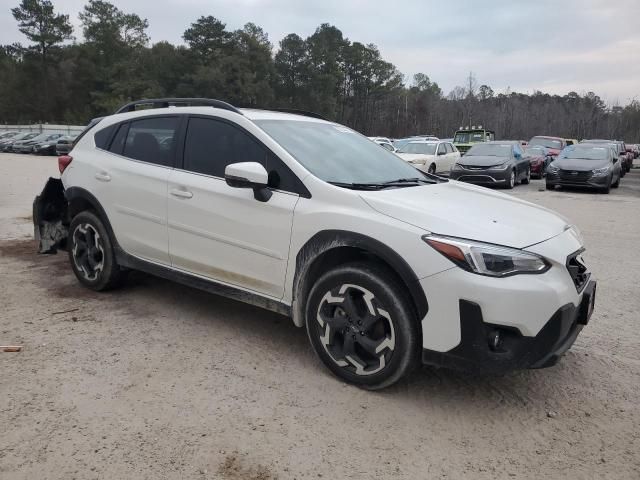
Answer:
[{"xmin": 58, "ymin": 155, "xmax": 72, "ymax": 174}]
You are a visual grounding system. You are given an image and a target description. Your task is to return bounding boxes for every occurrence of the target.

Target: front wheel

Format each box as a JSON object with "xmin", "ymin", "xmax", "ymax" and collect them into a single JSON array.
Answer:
[
  {"xmin": 305, "ymin": 262, "xmax": 420, "ymax": 390},
  {"xmin": 506, "ymin": 169, "xmax": 516, "ymax": 189},
  {"xmin": 68, "ymin": 211, "xmax": 125, "ymax": 291}
]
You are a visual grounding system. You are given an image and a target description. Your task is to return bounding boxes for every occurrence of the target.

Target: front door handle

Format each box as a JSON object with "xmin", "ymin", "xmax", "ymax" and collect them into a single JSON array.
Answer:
[
  {"xmin": 95, "ymin": 172, "xmax": 111, "ymax": 182},
  {"xmin": 170, "ymin": 188, "xmax": 193, "ymax": 199}
]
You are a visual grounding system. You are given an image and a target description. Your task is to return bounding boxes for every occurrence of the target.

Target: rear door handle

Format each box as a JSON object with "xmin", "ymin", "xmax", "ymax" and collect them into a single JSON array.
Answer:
[
  {"xmin": 95, "ymin": 172, "xmax": 111, "ymax": 182},
  {"xmin": 170, "ymin": 188, "xmax": 193, "ymax": 199}
]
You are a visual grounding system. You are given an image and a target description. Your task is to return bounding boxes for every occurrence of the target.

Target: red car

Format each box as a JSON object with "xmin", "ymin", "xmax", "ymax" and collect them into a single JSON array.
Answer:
[
  {"xmin": 528, "ymin": 136, "xmax": 567, "ymax": 157},
  {"xmin": 523, "ymin": 146, "xmax": 550, "ymax": 178}
]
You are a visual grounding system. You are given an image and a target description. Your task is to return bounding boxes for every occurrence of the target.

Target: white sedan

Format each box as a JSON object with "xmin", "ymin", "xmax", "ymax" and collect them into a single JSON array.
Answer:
[{"xmin": 396, "ymin": 140, "xmax": 461, "ymax": 174}]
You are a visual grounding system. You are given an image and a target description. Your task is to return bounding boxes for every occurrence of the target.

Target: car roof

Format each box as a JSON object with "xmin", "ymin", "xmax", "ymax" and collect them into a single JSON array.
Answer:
[
  {"xmin": 531, "ymin": 135, "xmax": 563, "ymax": 140},
  {"xmin": 483, "ymin": 140, "xmax": 517, "ymax": 145}
]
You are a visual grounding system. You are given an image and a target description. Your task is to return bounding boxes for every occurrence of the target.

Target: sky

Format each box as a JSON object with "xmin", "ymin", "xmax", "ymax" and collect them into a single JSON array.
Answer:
[{"xmin": 2, "ymin": 0, "xmax": 640, "ymax": 105}]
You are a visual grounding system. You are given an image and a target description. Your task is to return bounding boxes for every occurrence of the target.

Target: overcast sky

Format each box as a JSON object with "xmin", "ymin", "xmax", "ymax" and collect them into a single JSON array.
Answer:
[{"xmin": 3, "ymin": 0, "xmax": 640, "ymax": 104}]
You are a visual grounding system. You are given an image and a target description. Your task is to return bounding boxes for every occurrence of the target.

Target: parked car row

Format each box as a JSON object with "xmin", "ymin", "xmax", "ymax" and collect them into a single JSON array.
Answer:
[{"xmin": 0, "ymin": 130, "xmax": 77, "ymax": 155}]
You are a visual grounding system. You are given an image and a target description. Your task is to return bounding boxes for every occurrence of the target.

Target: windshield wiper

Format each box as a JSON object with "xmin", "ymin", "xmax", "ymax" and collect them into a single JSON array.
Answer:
[
  {"xmin": 328, "ymin": 181, "xmax": 390, "ymax": 190},
  {"xmin": 383, "ymin": 177, "xmax": 435, "ymax": 184}
]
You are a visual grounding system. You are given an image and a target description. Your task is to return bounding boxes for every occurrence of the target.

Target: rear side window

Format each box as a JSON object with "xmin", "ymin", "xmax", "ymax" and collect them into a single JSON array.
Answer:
[
  {"xmin": 109, "ymin": 123, "xmax": 129, "ymax": 155},
  {"xmin": 445, "ymin": 143, "xmax": 454, "ymax": 153},
  {"xmin": 122, "ymin": 117, "xmax": 179, "ymax": 167},
  {"xmin": 183, "ymin": 117, "xmax": 304, "ymax": 194},
  {"xmin": 94, "ymin": 124, "xmax": 116, "ymax": 150}
]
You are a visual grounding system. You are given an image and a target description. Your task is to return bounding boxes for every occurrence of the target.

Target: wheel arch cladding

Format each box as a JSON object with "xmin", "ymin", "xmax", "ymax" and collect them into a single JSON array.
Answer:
[
  {"xmin": 292, "ymin": 230, "xmax": 428, "ymax": 328},
  {"xmin": 65, "ymin": 187, "xmax": 119, "ymax": 247}
]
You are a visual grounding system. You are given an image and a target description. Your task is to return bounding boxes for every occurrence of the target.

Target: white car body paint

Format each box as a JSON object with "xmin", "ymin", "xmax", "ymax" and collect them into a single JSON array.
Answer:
[
  {"xmin": 396, "ymin": 140, "xmax": 460, "ymax": 174},
  {"xmin": 62, "ymin": 106, "xmax": 590, "ymax": 360}
]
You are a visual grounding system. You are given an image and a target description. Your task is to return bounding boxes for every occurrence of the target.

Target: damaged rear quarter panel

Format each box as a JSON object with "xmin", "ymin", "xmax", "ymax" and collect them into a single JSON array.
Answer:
[{"xmin": 33, "ymin": 177, "xmax": 68, "ymax": 254}]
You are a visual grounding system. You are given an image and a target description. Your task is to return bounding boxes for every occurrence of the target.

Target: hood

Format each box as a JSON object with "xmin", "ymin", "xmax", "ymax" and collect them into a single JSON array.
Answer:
[
  {"xmin": 397, "ymin": 153, "xmax": 435, "ymax": 164},
  {"xmin": 458, "ymin": 155, "xmax": 509, "ymax": 167},
  {"xmin": 553, "ymin": 158, "xmax": 608, "ymax": 171},
  {"xmin": 359, "ymin": 181, "xmax": 569, "ymax": 248}
]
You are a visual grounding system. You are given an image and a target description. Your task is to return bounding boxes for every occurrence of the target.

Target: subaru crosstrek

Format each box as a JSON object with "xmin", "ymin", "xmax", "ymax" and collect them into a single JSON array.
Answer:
[{"xmin": 33, "ymin": 98, "xmax": 596, "ymax": 390}]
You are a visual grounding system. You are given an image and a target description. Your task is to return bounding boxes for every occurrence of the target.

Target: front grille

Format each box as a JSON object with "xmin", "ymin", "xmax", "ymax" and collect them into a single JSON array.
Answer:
[
  {"xmin": 566, "ymin": 250, "xmax": 590, "ymax": 292},
  {"xmin": 559, "ymin": 170, "xmax": 592, "ymax": 182},
  {"xmin": 460, "ymin": 165, "xmax": 487, "ymax": 171}
]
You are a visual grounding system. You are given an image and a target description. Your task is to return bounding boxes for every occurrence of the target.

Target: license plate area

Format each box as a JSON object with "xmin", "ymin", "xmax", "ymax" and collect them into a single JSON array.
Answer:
[{"xmin": 577, "ymin": 281, "xmax": 596, "ymax": 325}]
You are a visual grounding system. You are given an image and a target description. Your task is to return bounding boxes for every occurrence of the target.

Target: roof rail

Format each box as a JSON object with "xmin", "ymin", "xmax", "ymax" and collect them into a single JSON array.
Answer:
[
  {"xmin": 114, "ymin": 98, "xmax": 243, "ymax": 115},
  {"xmin": 266, "ymin": 108, "xmax": 329, "ymax": 121}
]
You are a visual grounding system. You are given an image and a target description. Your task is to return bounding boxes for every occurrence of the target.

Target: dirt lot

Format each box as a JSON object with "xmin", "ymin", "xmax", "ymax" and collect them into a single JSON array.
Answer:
[{"xmin": 1, "ymin": 153, "xmax": 639, "ymax": 480}]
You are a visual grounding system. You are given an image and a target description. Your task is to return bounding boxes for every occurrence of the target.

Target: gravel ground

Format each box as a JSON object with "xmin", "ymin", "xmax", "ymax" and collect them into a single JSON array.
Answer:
[{"xmin": 1, "ymin": 153, "xmax": 639, "ymax": 480}]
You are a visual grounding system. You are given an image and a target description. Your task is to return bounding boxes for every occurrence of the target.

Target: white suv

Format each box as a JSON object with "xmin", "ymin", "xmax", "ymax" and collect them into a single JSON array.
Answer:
[{"xmin": 33, "ymin": 98, "xmax": 596, "ymax": 390}]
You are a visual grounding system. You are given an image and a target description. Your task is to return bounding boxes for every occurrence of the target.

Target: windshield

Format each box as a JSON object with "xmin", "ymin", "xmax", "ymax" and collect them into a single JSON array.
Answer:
[
  {"xmin": 524, "ymin": 146, "xmax": 546, "ymax": 156},
  {"xmin": 454, "ymin": 131, "xmax": 488, "ymax": 143},
  {"xmin": 559, "ymin": 146, "xmax": 608, "ymax": 160},
  {"xmin": 466, "ymin": 143, "xmax": 512, "ymax": 157},
  {"xmin": 399, "ymin": 143, "xmax": 437, "ymax": 155},
  {"xmin": 530, "ymin": 137, "xmax": 562, "ymax": 149},
  {"xmin": 255, "ymin": 120, "xmax": 432, "ymax": 185}
]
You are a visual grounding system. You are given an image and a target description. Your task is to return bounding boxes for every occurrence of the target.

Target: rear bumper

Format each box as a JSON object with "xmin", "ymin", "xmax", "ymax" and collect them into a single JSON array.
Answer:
[{"xmin": 422, "ymin": 281, "xmax": 595, "ymax": 374}]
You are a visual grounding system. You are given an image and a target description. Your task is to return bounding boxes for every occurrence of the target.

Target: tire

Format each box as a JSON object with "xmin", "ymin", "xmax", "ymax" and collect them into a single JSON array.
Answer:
[
  {"xmin": 546, "ymin": 183, "xmax": 555, "ymax": 190},
  {"xmin": 305, "ymin": 262, "xmax": 420, "ymax": 390},
  {"xmin": 506, "ymin": 169, "xmax": 516, "ymax": 189},
  {"xmin": 601, "ymin": 179, "xmax": 611, "ymax": 194},
  {"xmin": 427, "ymin": 163, "xmax": 436, "ymax": 174},
  {"xmin": 521, "ymin": 167, "xmax": 531, "ymax": 185},
  {"xmin": 68, "ymin": 211, "xmax": 125, "ymax": 291},
  {"xmin": 612, "ymin": 175, "xmax": 620, "ymax": 188}
]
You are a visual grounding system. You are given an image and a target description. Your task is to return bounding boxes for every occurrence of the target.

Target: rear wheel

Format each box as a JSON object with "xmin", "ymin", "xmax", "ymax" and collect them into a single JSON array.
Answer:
[
  {"xmin": 68, "ymin": 211, "xmax": 125, "ymax": 291},
  {"xmin": 305, "ymin": 262, "xmax": 420, "ymax": 390}
]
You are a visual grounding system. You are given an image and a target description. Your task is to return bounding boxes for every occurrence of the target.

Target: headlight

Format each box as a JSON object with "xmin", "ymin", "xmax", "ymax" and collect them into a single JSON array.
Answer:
[
  {"xmin": 40, "ymin": 144, "xmax": 50, "ymax": 148},
  {"xmin": 547, "ymin": 163, "xmax": 559, "ymax": 173},
  {"xmin": 591, "ymin": 167, "xmax": 610, "ymax": 176},
  {"xmin": 491, "ymin": 162, "xmax": 510, "ymax": 170},
  {"xmin": 423, "ymin": 234, "xmax": 550, "ymax": 277}
]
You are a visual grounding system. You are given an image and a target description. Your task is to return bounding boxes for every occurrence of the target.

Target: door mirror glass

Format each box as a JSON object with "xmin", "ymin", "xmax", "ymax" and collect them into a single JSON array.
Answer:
[{"xmin": 225, "ymin": 162, "xmax": 272, "ymax": 202}]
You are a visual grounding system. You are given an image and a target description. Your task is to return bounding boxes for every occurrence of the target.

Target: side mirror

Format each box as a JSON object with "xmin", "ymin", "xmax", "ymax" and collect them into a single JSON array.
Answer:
[
  {"xmin": 225, "ymin": 162, "xmax": 272, "ymax": 202},
  {"xmin": 613, "ymin": 157, "xmax": 618, "ymax": 163}
]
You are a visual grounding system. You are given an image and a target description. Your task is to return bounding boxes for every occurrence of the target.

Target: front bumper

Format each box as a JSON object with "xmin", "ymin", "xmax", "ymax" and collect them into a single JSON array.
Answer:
[
  {"xmin": 422, "ymin": 280, "xmax": 595, "ymax": 374},
  {"xmin": 449, "ymin": 167, "xmax": 510, "ymax": 185},
  {"xmin": 546, "ymin": 170, "xmax": 609, "ymax": 188}
]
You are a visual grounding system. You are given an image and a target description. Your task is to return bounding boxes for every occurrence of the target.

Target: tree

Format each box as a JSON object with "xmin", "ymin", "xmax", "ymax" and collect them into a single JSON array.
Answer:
[
  {"xmin": 11, "ymin": 0, "xmax": 73, "ymax": 64},
  {"xmin": 80, "ymin": 0, "xmax": 149, "ymax": 50},
  {"xmin": 274, "ymin": 33, "xmax": 309, "ymax": 106},
  {"xmin": 183, "ymin": 16, "xmax": 230, "ymax": 60}
]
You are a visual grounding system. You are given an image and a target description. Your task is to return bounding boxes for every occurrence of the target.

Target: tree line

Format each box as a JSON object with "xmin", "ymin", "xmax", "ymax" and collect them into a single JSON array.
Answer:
[{"xmin": 2, "ymin": 0, "xmax": 639, "ymax": 142}]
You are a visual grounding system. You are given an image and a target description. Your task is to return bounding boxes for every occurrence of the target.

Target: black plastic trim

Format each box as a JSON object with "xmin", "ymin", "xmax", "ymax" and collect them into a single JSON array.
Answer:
[
  {"xmin": 293, "ymin": 230, "xmax": 428, "ymax": 325},
  {"xmin": 115, "ymin": 249, "xmax": 291, "ymax": 317},
  {"xmin": 264, "ymin": 108, "xmax": 329, "ymax": 121},
  {"xmin": 421, "ymin": 290, "xmax": 594, "ymax": 374},
  {"xmin": 115, "ymin": 98, "xmax": 243, "ymax": 116}
]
